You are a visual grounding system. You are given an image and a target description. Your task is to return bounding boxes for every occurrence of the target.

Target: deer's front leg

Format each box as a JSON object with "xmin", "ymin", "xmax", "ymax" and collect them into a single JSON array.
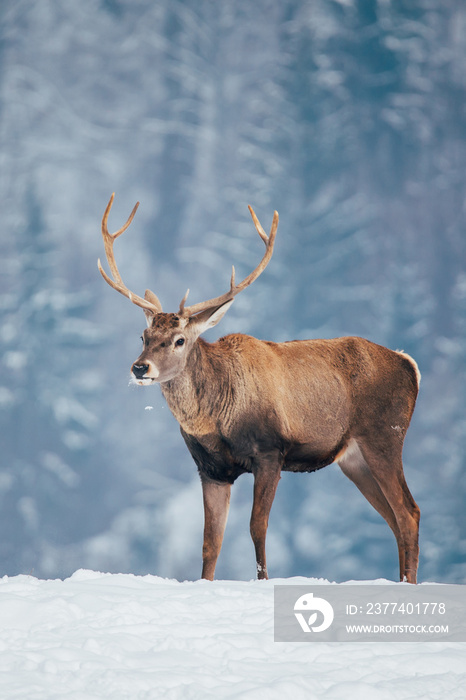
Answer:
[
  {"xmin": 250, "ymin": 457, "xmax": 282, "ymax": 580},
  {"xmin": 201, "ymin": 478, "xmax": 231, "ymax": 580}
]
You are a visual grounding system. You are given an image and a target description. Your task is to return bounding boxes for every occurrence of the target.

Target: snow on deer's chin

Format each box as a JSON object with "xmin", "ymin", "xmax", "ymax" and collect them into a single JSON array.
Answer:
[{"xmin": 129, "ymin": 376, "xmax": 154, "ymax": 387}]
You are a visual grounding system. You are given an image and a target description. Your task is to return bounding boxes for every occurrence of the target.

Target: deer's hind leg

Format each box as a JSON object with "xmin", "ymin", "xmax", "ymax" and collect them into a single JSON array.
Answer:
[{"xmin": 338, "ymin": 438, "xmax": 420, "ymax": 583}]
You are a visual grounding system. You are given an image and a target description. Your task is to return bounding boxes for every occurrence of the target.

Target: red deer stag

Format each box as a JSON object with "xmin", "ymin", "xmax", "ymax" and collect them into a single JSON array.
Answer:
[{"xmin": 98, "ymin": 194, "xmax": 421, "ymax": 583}]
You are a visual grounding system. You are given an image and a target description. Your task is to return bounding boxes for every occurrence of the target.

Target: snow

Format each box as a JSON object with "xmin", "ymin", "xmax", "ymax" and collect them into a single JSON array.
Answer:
[{"xmin": 0, "ymin": 571, "xmax": 464, "ymax": 699}]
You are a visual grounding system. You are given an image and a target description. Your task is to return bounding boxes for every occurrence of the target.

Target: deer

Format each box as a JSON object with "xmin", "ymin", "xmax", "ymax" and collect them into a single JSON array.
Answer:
[{"xmin": 98, "ymin": 194, "xmax": 421, "ymax": 583}]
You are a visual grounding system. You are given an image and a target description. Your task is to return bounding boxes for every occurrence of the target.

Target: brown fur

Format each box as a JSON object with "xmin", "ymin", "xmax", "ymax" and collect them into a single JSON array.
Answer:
[
  {"xmin": 150, "ymin": 313, "xmax": 182, "ymax": 331},
  {"xmin": 132, "ymin": 320, "xmax": 420, "ymax": 583}
]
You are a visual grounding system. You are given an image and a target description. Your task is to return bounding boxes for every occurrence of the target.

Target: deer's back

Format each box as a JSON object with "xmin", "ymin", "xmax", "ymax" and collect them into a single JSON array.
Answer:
[{"xmin": 216, "ymin": 333, "xmax": 418, "ymax": 420}]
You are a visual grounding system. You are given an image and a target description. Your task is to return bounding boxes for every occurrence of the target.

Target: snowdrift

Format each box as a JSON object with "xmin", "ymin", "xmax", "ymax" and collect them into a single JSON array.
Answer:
[{"xmin": 0, "ymin": 570, "xmax": 464, "ymax": 699}]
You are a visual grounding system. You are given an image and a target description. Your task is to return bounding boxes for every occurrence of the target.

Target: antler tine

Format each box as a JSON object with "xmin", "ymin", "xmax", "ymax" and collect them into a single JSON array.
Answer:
[
  {"xmin": 98, "ymin": 194, "xmax": 162, "ymax": 314},
  {"xmin": 247, "ymin": 205, "xmax": 269, "ymax": 244},
  {"xmin": 179, "ymin": 206, "xmax": 278, "ymax": 317},
  {"xmin": 178, "ymin": 288, "xmax": 190, "ymax": 314},
  {"xmin": 101, "ymin": 193, "xmax": 139, "ymax": 283}
]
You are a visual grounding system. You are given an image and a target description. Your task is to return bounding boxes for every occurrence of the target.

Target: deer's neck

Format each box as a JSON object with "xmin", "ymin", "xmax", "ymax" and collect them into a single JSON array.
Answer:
[{"xmin": 160, "ymin": 339, "xmax": 228, "ymax": 437}]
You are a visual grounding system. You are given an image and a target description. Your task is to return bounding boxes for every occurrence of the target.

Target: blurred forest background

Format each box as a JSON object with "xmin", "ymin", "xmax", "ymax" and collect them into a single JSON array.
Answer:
[{"xmin": 0, "ymin": 0, "xmax": 465, "ymax": 583}]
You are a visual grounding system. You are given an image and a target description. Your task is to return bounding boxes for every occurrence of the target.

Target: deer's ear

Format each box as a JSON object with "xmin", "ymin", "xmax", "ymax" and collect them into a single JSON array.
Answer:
[
  {"xmin": 143, "ymin": 309, "xmax": 155, "ymax": 327},
  {"xmin": 143, "ymin": 289, "xmax": 162, "ymax": 327},
  {"xmin": 190, "ymin": 299, "xmax": 234, "ymax": 334}
]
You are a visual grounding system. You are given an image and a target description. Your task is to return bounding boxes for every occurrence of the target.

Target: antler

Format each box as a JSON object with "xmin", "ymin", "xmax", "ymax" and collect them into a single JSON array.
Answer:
[
  {"xmin": 98, "ymin": 194, "xmax": 162, "ymax": 314},
  {"xmin": 179, "ymin": 205, "xmax": 279, "ymax": 317},
  {"xmin": 98, "ymin": 195, "xmax": 278, "ymax": 319}
]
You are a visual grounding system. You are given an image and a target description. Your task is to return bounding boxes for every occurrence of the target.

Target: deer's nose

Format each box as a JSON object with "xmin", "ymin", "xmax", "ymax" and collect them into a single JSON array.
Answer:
[{"xmin": 132, "ymin": 364, "xmax": 149, "ymax": 379}]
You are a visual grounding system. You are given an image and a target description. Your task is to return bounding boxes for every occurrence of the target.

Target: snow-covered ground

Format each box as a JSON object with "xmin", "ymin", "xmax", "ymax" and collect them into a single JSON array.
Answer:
[{"xmin": 0, "ymin": 571, "xmax": 464, "ymax": 699}]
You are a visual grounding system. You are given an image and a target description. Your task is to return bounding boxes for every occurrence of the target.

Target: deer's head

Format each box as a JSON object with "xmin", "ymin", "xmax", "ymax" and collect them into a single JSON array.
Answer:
[{"xmin": 98, "ymin": 194, "xmax": 278, "ymax": 385}]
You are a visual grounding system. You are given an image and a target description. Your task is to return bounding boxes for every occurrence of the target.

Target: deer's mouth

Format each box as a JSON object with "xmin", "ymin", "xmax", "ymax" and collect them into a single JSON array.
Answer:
[{"xmin": 129, "ymin": 376, "xmax": 156, "ymax": 387}]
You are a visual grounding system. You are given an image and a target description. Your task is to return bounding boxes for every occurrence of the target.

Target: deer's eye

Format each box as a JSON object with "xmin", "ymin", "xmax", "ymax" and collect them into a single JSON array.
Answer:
[{"xmin": 175, "ymin": 337, "xmax": 185, "ymax": 347}]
